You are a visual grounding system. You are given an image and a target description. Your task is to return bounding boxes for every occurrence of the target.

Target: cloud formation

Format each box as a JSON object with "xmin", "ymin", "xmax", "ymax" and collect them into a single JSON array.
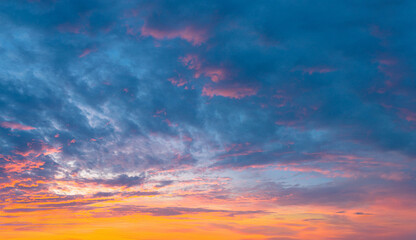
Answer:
[{"xmin": 0, "ymin": 0, "xmax": 415, "ymax": 239}]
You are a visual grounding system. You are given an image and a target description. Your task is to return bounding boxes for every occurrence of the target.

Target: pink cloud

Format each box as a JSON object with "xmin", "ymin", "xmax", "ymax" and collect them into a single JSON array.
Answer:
[
  {"xmin": 374, "ymin": 56, "xmax": 405, "ymax": 88},
  {"xmin": 57, "ymin": 23, "xmax": 83, "ymax": 34},
  {"xmin": 299, "ymin": 66, "xmax": 337, "ymax": 75},
  {"xmin": 182, "ymin": 135, "xmax": 193, "ymax": 142},
  {"xmin": 219, "ymin": 149, "xmax": 263, "ymax": 159},
  {"xmin": 276, "ymin": 164, "xmax": 356, "ymax": 178},
  {"xmin": 153, "ymin": 109, "xmax": 166, "ymax": 118},
  {"xmin": 14, "ymin": 144, "xmax": 61, "ymax": 158},
  {"xmin": 0, "ymin": 122, "xmax": 35, "ymax": 130},
  {"xmin": 167, "ymin": 77, "xmax": 187, "ymax": 87},
  {"xmin": 180, "ymin": 54, "xmax": 201, "ymax": 70},
  {"xmin": 380, "ymin": 172, "xmax": 409, "ymax": 181},
  {"xmin": 292, "ymin": 65, "xmax": 337, "ymax": 75},
  {"xmin": 180, "ymin": 54, "xmax": 226, "ymax": 82},
  {"xmin": 225, "ymin": 142, "xmax": 251, "ymax": 152},
  {"xmin": 275, "ymin": 120, "xmax": 297, "ymax": 126},
  {"xmin": 369, "ymin": 25, "xmax": 391, "ymax": 40},
  {"xmin": 164, "ymin": 118, "xmax": 178, "ymax": 127},
  {"xmin": 377, "ymin": 59, "xmax": 397, "ymax": 66},
  {"xmin": 201, "ymin": 68, "xmax": 226, "ymax": 82},
  {"xmin": 79, "ymin": 48, "xmax": 96, "ymax": 58},
  {"xmin": 272, "ymin": 90, "xmax": 291, "ymax": 108},
  {"xmin": 125, "ymin": 24, "xmax": 139, "ymax": 36},
  {"xmin": 202, "ymin": 85, "xmax": 258, "ymax": 99},
  {"xmin": 141, "ymin": 24, "xmax": 207, "ymax": 45},
  {"xmin": 270, "ymin": 152, "xmax": 408, "ymax": 180},
  {"xmin": 398, "ymin": 108, "xmax": 416, "ymax": 122},
  {"xmin": 172, "ymin": 153, "xmax": 192, "ymax": 164}
]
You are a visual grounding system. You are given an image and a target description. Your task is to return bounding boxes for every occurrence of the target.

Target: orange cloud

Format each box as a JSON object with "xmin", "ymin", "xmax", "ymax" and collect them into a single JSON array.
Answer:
[{"xmin": 4, "ymin": 160, "xmax": 44, "ymax": 173}]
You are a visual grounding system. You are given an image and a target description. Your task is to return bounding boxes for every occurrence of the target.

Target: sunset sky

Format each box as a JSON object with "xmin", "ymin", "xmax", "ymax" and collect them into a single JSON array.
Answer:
[{"xmin": 1, "ymin": 1, "xmax": 416, "ymax": 239}]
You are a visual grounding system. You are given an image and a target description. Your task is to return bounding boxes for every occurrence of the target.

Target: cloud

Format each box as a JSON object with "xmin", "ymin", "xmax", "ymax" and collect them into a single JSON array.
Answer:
[
  {"xmin": 78, "ymin": 48, "xmax": 97, "ymax": 58},
  {"xmin": 0, "ymin": 1, "xmax": 416, "ymax": 239},
  {"xmin": 0, "ymin": 122, "xmax": 35, "ymax": 130},
  {"xmin": 141, "ymin": 24, "xmax": 207, "ymax": 45},
  {"xmin": 202, "ymin": 84, "xmax": 258, "ymax": 99},
  {"xmin": 154, "ymin": 180, "xmax": 174, "ymax": 188},
  {"xmin": 3, "ymin": 199, "xmax": 108, "ymax": 213},
  {"xmin": 90, "ymin": 174, "xmax": 146, "ymax": 188},
  {"xmin": 110, "ymin": 205, "xmax": 266, "ymax": 217}
]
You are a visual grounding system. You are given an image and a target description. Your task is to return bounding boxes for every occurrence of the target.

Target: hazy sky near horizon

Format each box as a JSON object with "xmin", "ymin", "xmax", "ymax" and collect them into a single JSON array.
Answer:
[{"xmin": 1, "ymin": 1, "xmax": 416, "ymax": 239}]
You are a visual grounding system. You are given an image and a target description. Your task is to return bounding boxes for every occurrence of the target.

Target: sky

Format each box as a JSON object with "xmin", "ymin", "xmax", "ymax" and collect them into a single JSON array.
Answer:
[{"xmin": 0, "ymin": 0, "xmax": 416, "ymax": 239}]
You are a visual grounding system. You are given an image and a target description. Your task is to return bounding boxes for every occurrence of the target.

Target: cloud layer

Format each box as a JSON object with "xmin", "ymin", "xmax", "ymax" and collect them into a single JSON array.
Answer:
[{"xmin": 0, "ymin": 0, "xmax": 415, "ymax": 239}]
